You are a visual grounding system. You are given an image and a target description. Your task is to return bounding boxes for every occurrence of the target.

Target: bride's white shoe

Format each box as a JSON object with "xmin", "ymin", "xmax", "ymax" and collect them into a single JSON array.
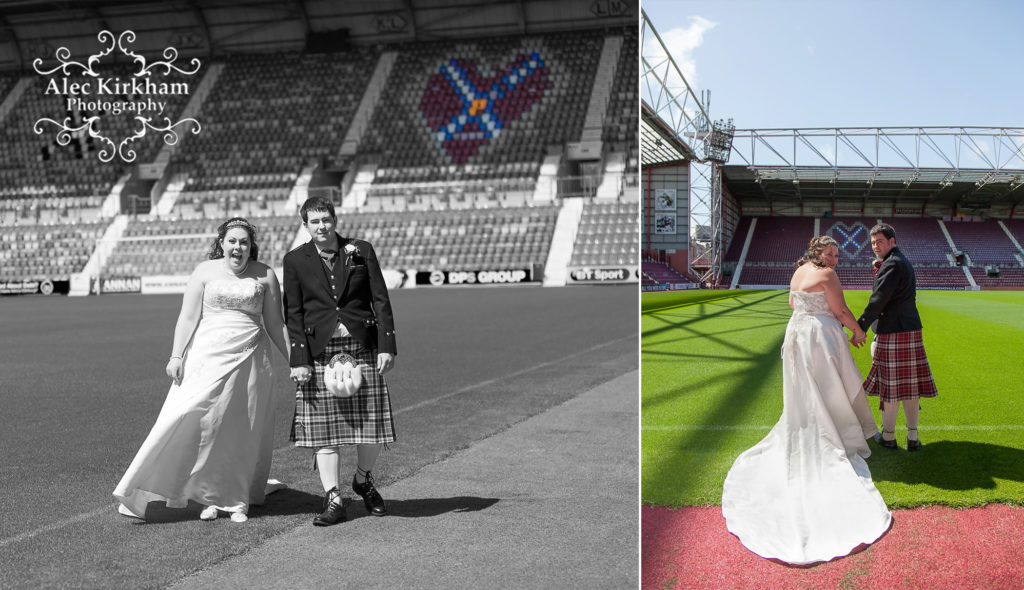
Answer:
[
  {"xmin": 264, "ymin": 479, "xmax": 287, "ymax": 495},
  {"xmin": 229, "ymin": 511, "xmax": 248, "ymax": 523},
  {"xmin": 117, "ymin": 503, "xmax": 143, "ymax": 519},
  {"xmin": 199, "ymin": 506, "xmax": 219, "ymax": 521}
]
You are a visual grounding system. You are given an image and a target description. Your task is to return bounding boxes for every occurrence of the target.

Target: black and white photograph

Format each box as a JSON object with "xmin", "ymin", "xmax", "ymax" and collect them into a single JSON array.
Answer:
[{"xmin": 0, "ymin": 1, "xmax": 640, "ymax": 588}]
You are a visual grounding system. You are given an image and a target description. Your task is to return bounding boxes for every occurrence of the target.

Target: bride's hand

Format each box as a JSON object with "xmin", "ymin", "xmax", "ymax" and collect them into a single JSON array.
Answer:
[{"xmin": 166, "ymin": 357, "xmax": 183, "ymax": 385}]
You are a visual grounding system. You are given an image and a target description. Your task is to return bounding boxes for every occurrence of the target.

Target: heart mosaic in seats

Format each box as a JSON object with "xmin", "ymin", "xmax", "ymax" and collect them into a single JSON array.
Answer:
[
  {"xmin": 827, "ymin": 222, "xmax": 869, "ymax": 257},
  {"xmin": 420, "ymin": 53, "xmax": 551, "ymax": 164}
]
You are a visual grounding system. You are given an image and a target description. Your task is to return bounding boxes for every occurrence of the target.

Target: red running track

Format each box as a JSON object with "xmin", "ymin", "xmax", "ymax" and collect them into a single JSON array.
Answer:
[{"xmin": 642, "ymin": 505, "xmax": 1024, "ymax": 589}]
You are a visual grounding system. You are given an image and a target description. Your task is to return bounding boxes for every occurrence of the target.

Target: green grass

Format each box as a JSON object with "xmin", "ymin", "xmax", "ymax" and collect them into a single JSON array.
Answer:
[{"xmin": 641, "ymin": 289, "xmax": 1024, "ymax": 509}]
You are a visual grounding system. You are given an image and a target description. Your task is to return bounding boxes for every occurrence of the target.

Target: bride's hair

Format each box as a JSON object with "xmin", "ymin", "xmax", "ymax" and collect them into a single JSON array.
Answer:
[
  {"xmin": 209, "ymin": 217, "xmax": 260, "ymax": 261},
  {"xmin": 795, "ymin": 235, "xmax": 838, "ymax": 268}
]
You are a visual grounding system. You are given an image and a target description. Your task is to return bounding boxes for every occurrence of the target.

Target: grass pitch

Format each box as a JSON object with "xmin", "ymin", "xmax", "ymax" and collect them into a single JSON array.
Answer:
[{"xmin": 641, "ymin": 289, "xmax": 1024, "ymax": 509}]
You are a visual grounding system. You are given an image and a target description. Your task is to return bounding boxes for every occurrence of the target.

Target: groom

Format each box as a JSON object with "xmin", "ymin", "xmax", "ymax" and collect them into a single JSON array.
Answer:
[
  {"xmin": 857, "ymin": 223, "xmax": 937, "ymax": 451},
  {"xmin": 283, "ymin": 196, "xmax": 398, "ymax": 526}
]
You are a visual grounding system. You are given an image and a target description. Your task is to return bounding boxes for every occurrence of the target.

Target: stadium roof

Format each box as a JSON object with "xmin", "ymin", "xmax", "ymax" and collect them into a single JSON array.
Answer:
[
  {"xmin": 641, "ymin": 101, "xmax": 697, "ymax": 165},
  {"xmin": 724, "ymin": 127, "xmax": 1024, "ymax": 207},
  {"xmin": 0, "ymin": 0, "xmax": 633, "ymax": 70}
]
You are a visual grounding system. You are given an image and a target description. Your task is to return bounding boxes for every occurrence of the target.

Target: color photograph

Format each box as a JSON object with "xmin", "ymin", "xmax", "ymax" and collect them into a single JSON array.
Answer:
[{"xmin": 641, "ymin": 1, "xmax": 1024, "ymax": 587}]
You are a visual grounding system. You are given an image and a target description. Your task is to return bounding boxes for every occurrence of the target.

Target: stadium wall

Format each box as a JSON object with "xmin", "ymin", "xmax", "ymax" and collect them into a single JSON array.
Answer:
[{"xmin": 642, "ymin": 162, "xmax": 689, "ymax": 275}]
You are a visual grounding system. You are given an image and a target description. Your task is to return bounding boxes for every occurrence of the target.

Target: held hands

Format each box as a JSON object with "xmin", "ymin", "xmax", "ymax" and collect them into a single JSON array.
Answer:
[
  {"xmin": 849, "ymin": 328, "xmax": 867, "ymax": 348},
  {"xmin": 290, "ymin": 365, "xmax": 312, "ymax": 385},
  {"xmin": 377, "ymin": 352, "xmax": 395, "ymax": 375},
  {"xmin": 290, "ymin": 355, "xmax": 391, "ymax": 386},
  {"xmin": 166, "ymin": 357, "xmax": 184, "ymax": 386}
]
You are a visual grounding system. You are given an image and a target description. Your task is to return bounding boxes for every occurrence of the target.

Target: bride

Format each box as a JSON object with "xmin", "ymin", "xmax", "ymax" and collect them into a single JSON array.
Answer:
[
  {"xmin": 114, "ymin": 217, "xmax": 289, "ymax": 523},
  {"xmin": 722, "ymin": 235, "xmax": 891, "ymax": 564}
]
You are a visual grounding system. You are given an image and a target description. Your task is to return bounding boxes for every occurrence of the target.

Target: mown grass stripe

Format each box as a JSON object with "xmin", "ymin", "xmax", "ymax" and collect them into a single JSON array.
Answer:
[{"xmin": 642, "ymin": 288, "xmax": 1024, "ymax": 509}]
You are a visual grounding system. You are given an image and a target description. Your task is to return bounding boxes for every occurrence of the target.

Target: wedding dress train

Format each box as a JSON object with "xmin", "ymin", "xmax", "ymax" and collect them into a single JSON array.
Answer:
[{"xmin": 722, "ymin": 291, "xmax": 891, "ymax": 564}]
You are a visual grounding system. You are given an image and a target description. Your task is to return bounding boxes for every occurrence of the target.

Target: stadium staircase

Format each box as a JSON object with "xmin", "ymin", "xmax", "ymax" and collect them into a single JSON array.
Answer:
[
  {"xmin": 101, "ymin": 174, "xmax": 132, "ymax": 219},
  {"xmin": 542, "ymin": 198, "xmax": 584, "ymax": 286},
  {"xmin": 286, "ymin": 164, "xmax": 317, "ymax": 213},
  {"xmin": 341, "ymin": 164, "xmax": 377, "ymax": 211},
  {"xmin": 729, "ymin": 218, "xmax": 757, "ymax": 289},
  {"xmin": 150, "ymin": 63, "xmax": 223, "ymax": 179},
  {"xmin": 70, "ymin": 216, "xmax": 129, "ymax": 295},
  {"xmin": 595, "ymin": 152, "xmax": 626, "ymax": 200},
  {"xmin": 532, "ymin": 154, "xmax": 561, "ymax": 203},
  {"xmin": 0, "ymin": 77, "xmax": 31, "ymax": 123},
  {"xmin": 567, "ymin": 35, "xmax": 621, "ymax": 160},
  {"xmin": 153, "ymin": 174, "xmax": 188, "ymax": 218},
  {"xmin": 337, "ymin": 51, "xmax": 398, "ymax": 164}
]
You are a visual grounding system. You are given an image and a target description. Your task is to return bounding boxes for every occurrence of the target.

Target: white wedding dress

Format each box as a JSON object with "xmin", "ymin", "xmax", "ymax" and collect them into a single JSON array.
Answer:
[
  {"xmin": 721, "ymin": 291, "xmax": 891, "ymax": 564},
  {"xmin": 114, "ymin": 278, "xmax": 278, "ymax": 518}
]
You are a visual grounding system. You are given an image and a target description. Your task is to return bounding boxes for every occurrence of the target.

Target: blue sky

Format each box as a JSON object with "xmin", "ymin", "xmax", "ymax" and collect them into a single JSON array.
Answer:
[{"xmin": 641, "ymin": 0, "xmax": 1024, "ymax": 130}]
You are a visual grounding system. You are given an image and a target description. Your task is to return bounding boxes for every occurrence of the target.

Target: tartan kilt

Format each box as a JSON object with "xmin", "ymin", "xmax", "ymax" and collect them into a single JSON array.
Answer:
[
  {"xmin": 290, "ymin": 335, "xmax": 396, "ymax": 448},
  {"xmin": 863, "ymin": 330, "xmax": 938, "ymax": 404}
]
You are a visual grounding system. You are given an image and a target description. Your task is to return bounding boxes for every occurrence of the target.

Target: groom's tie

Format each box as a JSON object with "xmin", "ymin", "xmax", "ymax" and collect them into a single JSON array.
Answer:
[{"xmin": 320, "ymin": 249, "xmax": 337, "ymax": 270}]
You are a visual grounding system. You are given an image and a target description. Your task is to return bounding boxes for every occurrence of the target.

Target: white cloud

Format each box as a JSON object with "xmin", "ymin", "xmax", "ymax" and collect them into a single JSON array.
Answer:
[{"xmin": 650, "ymin": 16, "xmax": 717, "ymax": 87}]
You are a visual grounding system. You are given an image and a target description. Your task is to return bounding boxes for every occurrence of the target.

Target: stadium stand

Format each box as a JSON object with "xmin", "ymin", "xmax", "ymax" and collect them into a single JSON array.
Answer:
[
  {"xmin": 0, "ymin": 64, "xmax": 191, "ymax": 208},
  {"xmin": 570, "ymin": 201, "xmax": 637, "ymax": 267},
  {"xmin": 720, "ymin": 215, "xmax": 1017, "ymax": 289},
  {"xmin": 102, "ymin": 207, "xmax": 559, "ymax": 277},
  {"xmin": 1006, "ymin": 219, "xmax": 1024, "ymax": 245},
  {"xmin": 105, "ymin": 216, "xmax": 300, "ymax": 277},
  {"xmin": 364, "ymin": 30, "xmax": 602, "ymax": 188},
  {"xmin": 172, "ymin": 50, "xmax": 379, "ymax": 208},
  {"xmin": 1, "ymin": 10, "xmax": 636, "ymax": 291},
  {"xmin": 883, "ymin": 218, "xmax": 950, "ymax": 264},
  {"xmin": 603, "ymin": 27, "xmax": 638, "ymax": 158},
  {"xmin": 642, "ymin": 260, "xmax": 690, "ymax": 286},
  {"xmin": 0, "ymin": 222, "xmax": 106, "ymax": 280},
  {"xmin": 970, "ymin": 267, "xmax": 1024, "ymax": 288},
  {"xmin": 944, "ymin": 219, "xmax": 1020, "ymax": 264}
]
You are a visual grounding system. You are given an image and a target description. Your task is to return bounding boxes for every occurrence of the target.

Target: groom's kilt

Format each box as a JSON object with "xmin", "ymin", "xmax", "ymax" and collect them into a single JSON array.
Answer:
[
  {"xmin": 863, "ymin": 330, "xmax": 938, "ymax": 404},
  {"xmin": 291, "ymin": 335, "xmax": 396, "ymax": 448}
]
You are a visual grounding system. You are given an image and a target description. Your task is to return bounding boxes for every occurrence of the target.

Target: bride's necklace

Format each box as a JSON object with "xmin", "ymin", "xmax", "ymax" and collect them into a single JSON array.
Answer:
[{"xmin": 225, "ymin": 256, "xmax": 249, "ymax": 277}]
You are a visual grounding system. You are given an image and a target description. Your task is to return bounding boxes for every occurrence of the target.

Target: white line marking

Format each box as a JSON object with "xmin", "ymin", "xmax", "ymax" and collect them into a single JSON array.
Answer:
[
  {"xmin": 396, "ymin": 335, "xmax": 635, "ymax": 415},
  {"xmin": 0, "ymin": 504, "xmax": 111, "ymax": 549},
  {"xmin": 643, "ymin": 424, "xmax": 1024, "ymax": 431}
]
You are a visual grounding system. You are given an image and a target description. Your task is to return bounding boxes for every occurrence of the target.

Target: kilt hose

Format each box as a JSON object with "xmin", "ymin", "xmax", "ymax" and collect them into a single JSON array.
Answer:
[
  {"xmin": 863, "ymin": 330, "xmax": 938, "ymax": 408},
  {"xmin": 290, "ymin": 335, "xmax": 396, "ymax": 448}
]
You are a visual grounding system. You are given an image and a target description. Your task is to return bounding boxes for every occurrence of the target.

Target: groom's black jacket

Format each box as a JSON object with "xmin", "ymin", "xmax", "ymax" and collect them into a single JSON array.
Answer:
[
  {"xmin": 283, "ymin": 234, "xmax": 397, "ymax": 367},
  {"xmin": 857, "ymin": 246, "xmax": 923, "ymax": 334}
]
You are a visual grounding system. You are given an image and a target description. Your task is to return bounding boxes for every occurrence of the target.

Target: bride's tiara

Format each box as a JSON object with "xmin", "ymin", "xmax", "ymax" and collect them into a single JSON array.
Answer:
[{"xmin": 225, "ymin": 219, "xmax": 256, "ymax": 234}]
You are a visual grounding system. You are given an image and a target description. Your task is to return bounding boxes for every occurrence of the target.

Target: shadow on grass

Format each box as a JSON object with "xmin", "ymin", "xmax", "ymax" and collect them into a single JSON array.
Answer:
[
  {"xmin": 642, "ymin": 330, "xmax": 787, "ymax": 504},
  {"xmin": 641, "ymin": 289, "xmax": 769, "ymax": 315},
  {"xmin": 642, "ymin": 291, "xmax": 788, "ymax": 340},
  {"xmin": 869, "ymin": 440, "xmax": 1024, "ymax": 491}
]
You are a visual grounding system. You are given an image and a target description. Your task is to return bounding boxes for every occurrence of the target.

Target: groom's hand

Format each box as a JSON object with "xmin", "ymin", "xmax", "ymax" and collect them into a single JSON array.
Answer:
[{"xmin": 377, "ymin": 353, "xmax": 394, "ymax": 375}]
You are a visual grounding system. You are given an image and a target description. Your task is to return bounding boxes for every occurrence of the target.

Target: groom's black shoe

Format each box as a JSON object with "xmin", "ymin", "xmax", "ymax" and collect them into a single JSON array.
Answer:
[
  {"xmin": 352, "ymin": 472, "xmax": 387, "ymax": 516},
  {"xmin": 907, "ymin": 438, "xmax": 922, "ymax": 452},
  {"xmin": 875, "ymin": 432, "xmax": 898, "ymax": 449},
  {"xmin": 313, "ymin": 487, "xmax": 346, "ymax": 526}
]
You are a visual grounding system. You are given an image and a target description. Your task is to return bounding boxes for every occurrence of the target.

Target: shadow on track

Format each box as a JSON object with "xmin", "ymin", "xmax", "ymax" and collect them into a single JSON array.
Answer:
[{"xmin": 345, "ymin": 496, "xmax": 500, "ymax": 521}]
